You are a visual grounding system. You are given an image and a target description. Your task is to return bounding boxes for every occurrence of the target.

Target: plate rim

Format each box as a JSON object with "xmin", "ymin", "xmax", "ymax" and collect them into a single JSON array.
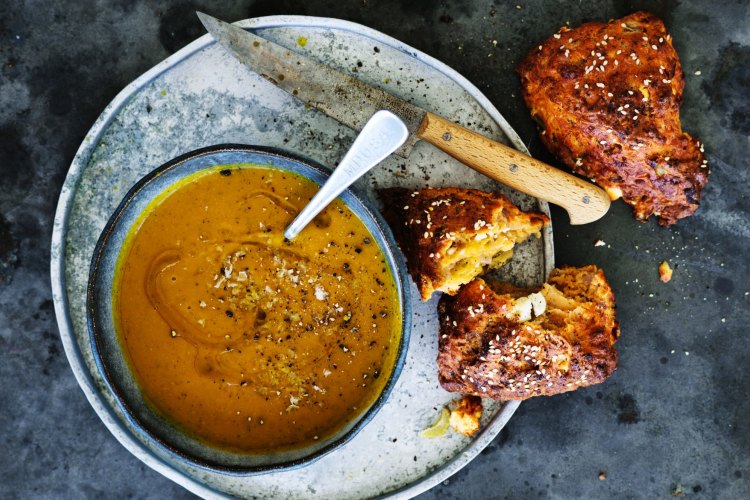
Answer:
[{"xmin": 50, "ymin": 14, "xmax": 553, "ymax": 500}]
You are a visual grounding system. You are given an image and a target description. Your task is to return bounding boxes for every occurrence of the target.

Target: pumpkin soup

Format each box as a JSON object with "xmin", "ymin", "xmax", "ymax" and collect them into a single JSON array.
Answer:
[{"xmin": 114, "ymin": 165, "xmax": 401, "ymax": 453}]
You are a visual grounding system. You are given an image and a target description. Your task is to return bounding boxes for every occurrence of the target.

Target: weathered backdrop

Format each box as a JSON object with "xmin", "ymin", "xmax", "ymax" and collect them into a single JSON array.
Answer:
[{"xmin": 1, "ymin": 0, "xmax": 748, "ymax": 498}]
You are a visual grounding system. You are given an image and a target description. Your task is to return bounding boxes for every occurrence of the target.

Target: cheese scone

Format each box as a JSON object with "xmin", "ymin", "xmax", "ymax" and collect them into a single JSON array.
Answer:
[
  {"xmin": 437, "ymin": 265, "xmax": 619, "ymax": 400},
  {"xmin": 379, "ymin": 187, "xmax": 548, "ymax": 301},
  {"xmin": 518, "ymin": 11, "xmax": 708, "ymax": 225}
]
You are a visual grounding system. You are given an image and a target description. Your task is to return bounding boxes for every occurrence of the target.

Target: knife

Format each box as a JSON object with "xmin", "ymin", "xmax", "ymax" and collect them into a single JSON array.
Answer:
[{"xmin": 197, "ymin": 13, "xmax": 610, "ymax": 224}]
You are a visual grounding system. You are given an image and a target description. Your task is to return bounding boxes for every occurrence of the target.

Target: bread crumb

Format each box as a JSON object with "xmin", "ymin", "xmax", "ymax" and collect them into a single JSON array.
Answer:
[
  {"xmin": 594, "ymin": 239, "xmax": 606, "ymax": 247},
  {"xmin": 659, "ymin": 261, "xmax": 673, "ymax": 283},
  {"xmin": 449, "ymin": 395, "xmax": 482, "ymax": 436}
]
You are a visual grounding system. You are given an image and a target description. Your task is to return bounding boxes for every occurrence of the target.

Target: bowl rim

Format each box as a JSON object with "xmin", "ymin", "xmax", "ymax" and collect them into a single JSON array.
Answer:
[{"xmin": 86, "ymin": 144, "xmax": 413, "ymax": 476}]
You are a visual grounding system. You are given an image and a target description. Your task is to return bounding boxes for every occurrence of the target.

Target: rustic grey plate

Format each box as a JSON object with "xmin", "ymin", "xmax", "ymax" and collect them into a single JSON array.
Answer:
[{"xmin": 51, "ymin": 15, "xmax": 553, "ymax": 499}]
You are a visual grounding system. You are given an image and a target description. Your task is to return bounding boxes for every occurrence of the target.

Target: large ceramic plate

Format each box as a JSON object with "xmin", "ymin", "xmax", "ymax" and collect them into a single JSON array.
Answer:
[{"xmin": 51, "ymin": 15, "xmax": 553, "ymax": 499}]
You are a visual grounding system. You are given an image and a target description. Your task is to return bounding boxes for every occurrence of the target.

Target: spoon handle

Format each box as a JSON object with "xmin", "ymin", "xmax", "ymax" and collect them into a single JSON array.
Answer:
[{"xmin": 284, "ymin": 110, "xmax": 408, "ymax": 240}]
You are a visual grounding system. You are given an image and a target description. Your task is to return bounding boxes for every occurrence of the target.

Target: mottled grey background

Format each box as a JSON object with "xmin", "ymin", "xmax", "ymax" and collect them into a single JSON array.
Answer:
[{"xmin": 1, "ymin": 0, "xmax": 748, "ymax": 498}]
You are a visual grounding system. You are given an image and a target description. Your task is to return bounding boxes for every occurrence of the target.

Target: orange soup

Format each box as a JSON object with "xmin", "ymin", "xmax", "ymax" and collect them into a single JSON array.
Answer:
[{"xmin": 114, "ymin": 165, "xmax": 401, "ymax": 453}]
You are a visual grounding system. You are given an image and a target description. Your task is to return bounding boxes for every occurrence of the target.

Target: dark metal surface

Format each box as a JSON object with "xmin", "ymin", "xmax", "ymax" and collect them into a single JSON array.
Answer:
[
  {"xmin": 1, "ymin": 1, "xmax": 748, "ymax": 498},
  {"xmin": 197, "ymin": 12, "xmax": 425, "ymax": 157}
]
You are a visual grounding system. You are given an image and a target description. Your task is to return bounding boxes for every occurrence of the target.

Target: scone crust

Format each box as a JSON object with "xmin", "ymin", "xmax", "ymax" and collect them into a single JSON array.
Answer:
[
  {"xmin": 379, "ymin": 187, "xmax": 548, "ymax": 300},
  {"xmin": 518, "ymin": 11, "xmax": 708, "ymax": 225},
  {"xmin": 437, "ymin": 265, "xmax": 619, "ymax": 400}
]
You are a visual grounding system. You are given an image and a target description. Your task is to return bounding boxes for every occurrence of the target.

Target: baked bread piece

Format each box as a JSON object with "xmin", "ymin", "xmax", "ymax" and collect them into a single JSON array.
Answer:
[
  {"xmin": 449, "ymin": 395, "xmax": 482, "ymax": 437},
  {"xmin": 379, "ymin": 187, "xmax": 549, "ymax": 301},
  {"xmin": 437, "ymin": 265, "xmax": 619, "ymax": 400},
  {"xmin": 517, "ymin": 11, "xmax": 708, "ymax": 226}
]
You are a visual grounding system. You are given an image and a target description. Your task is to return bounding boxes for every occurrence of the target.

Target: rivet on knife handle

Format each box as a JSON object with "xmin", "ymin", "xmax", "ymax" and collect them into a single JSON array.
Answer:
[{"xmin": 416, "ymin": 112, "xmax": 611, "ymax": 225}]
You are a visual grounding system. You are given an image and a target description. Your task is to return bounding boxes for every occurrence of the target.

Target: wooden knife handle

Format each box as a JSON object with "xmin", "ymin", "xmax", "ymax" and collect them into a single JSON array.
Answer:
[{"xmin": 416, "ymin": 112, "xmax": 610, "ymax": 225}]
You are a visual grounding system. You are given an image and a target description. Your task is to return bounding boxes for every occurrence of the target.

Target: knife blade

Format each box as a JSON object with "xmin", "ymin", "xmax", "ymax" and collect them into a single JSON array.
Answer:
[{"xmin": 197, "ymin": 12, "xmax": 611, "ymax": 224}]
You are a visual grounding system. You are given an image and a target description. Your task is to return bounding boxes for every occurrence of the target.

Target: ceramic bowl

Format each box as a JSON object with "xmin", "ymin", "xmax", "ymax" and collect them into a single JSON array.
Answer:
[{"xmin": 87, "ymin": 144, "xmax": 412, "ymax": 475}]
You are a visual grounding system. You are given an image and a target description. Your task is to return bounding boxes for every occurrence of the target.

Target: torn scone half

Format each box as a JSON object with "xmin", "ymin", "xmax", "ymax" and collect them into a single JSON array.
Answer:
[
  {"xmin": 437, "ymin": 265, "xmax": 619, "ymax": 400},
  {"xmin": 517, "ymin": 11, "xmax": 708, "ymax": 225},
  {"xmin": 379, "ymin": 187, "xmax": 549, "ymax": 301}
]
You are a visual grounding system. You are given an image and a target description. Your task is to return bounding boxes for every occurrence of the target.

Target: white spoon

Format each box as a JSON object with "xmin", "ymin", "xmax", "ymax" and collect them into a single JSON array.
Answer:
[{"xmin": 284, "ymin": 110, "xmax": 409, "ymax": 240}]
